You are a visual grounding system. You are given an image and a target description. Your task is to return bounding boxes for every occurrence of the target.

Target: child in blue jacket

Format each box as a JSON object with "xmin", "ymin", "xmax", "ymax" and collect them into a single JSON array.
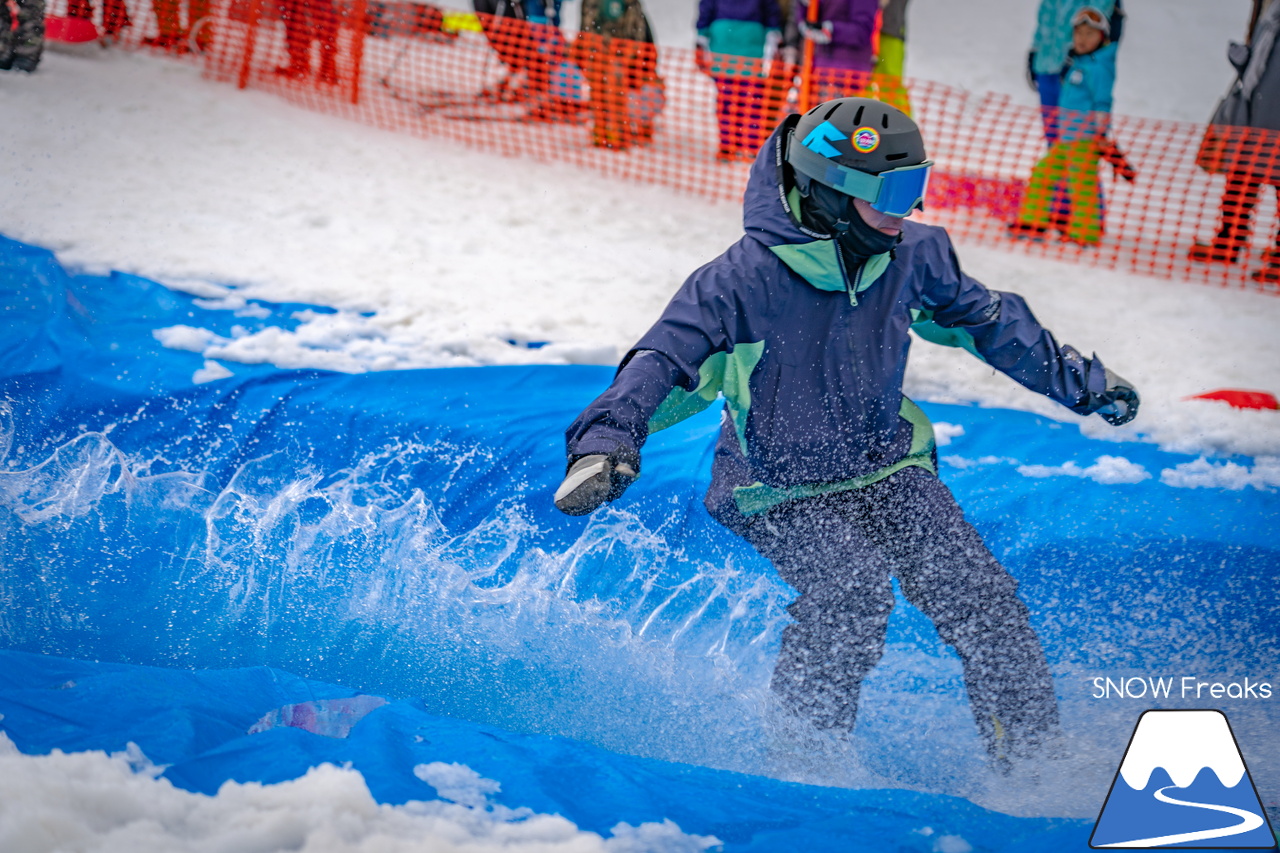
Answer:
[
  {"xmin": 555, "ymin": 97, "xmax": 1139, "ymax": 766},
  {"xmin": 1012, "ymin": 6, "xmax": 1130, "ymax": 246}
]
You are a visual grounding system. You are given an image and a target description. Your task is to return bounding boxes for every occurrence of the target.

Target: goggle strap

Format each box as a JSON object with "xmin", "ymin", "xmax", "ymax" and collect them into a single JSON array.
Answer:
[{"xmin": 786, "ymin": 140, "xmax": 884, "ymax": 203}]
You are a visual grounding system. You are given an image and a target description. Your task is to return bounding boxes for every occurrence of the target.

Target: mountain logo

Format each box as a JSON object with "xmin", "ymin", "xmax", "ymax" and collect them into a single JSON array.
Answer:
[{"xmin": 1091, "ymin": 709, "xmax": 1277, "ymax": 849}]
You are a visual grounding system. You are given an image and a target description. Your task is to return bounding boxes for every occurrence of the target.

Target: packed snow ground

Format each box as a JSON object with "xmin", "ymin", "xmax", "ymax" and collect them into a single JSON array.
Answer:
[{"xmin": 1, "ymin": 1, "xmax": 1279, "ymax": 848}]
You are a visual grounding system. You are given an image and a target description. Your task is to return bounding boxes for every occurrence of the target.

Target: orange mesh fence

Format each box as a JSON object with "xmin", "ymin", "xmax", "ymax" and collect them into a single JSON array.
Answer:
[{"xmin": 48, "ymin": 0, "xmax": 1280, "ymax": 293}]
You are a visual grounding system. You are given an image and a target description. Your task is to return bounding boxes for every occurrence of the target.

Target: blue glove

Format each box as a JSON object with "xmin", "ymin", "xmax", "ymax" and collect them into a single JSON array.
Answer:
[
  {"xmin": 554, "ymin": 449, "xmax": 639, "ymax": 515},
  {"xmin": 1095, "ymin": 368, "xmax": 1140, "ymax": 426}
]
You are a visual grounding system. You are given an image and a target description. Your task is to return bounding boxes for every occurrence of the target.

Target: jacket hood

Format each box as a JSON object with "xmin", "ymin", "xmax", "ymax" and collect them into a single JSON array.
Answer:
[{"xmin": 741, "ymin": 114, "xmax": 892, "ymax": 298}]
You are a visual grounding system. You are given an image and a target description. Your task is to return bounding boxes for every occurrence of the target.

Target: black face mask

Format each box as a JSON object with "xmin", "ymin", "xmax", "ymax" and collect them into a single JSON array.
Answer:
[{"xmin": 799, "ymin": 182, "xmax": 900, "ymax": 265}]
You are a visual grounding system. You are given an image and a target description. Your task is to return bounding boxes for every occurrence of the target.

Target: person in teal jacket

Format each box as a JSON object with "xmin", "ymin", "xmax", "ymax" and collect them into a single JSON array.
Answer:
[
  {"xmin": 1029, "ymin": 0, "xmax": 1115, "ymax": 142},
  {"xmin": 1012, "ymin": 7, "xmax": 1123, "ymax": 246},
  {"xmin": 696, "ymin": 0, "xmax": 783, "ymax": 159}
]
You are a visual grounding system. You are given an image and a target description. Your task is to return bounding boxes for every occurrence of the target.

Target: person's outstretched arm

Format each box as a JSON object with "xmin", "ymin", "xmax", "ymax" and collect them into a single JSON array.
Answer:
[
  {"xmin": 557, "ymin": 266, "xmax": 741, "ymax": 514},
  {"xmin": 910, "ymin": 229, "xmax": 1139, "ymax": 425}
]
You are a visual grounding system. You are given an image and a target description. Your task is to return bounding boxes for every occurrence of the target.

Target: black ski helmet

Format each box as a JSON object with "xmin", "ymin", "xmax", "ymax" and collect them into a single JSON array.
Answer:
[{"xmin": 788, "ymin": 97, "xmax": 927, "ymax": 178}]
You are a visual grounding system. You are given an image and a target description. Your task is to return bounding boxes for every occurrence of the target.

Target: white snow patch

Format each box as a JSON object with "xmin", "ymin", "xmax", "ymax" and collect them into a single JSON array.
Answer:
[
  {"xmin": 414, "ymin": 762, "xmax": 503, "ymax": 808},
  {"xmin": 192, "ymin": 360, "xmax": 233, "ymax": 384},
  {"xmin": 942, "ymin": 455, "xmax": 1018, "ymax": 470},
  {"xmin": 932, "ymin": 422, "xmax": 965, "ymax": 447},
  {"xmin": 1017, "ymin": 455, "xmax": 1152, "ymax": 485},
  {"xmin": 933, "ymin": 836, "xmax": 974, "ymax": 853},
  {"xmin": 0, "ymin": 733, "xmax": 720, "ymax": 853},
  {"xmin": 153, "ymin": 325, "xmax": 228, "ymax": 353},
  {"xmin": 1159, "ymin": 456, "xmax": 1280, "ymax": 491}
]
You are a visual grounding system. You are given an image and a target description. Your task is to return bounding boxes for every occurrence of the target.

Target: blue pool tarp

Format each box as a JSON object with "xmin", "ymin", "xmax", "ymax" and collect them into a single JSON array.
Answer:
[{"xmin": 2, "ymin": 234, "xmax": 1278, "ymax": 850}]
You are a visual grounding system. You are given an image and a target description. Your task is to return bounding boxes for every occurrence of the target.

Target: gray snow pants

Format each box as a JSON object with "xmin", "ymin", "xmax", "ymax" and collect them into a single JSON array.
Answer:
[
  {"xmin": 739, "ymin": 465, "xmax": 1059, "ymax": 759},
  {"xmin": 0, "ymin": 0, "xmax": 44, "ymax": 71}
]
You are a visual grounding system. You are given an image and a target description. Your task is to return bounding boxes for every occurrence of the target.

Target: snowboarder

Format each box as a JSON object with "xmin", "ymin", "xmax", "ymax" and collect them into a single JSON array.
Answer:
[{"xmin": 554, "ymin": 97, "xmax": 1140, "ymax": 767}]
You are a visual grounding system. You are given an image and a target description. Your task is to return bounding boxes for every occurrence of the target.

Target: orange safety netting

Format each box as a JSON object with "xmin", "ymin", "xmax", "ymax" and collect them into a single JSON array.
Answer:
[{"xmin": 50, "ymin": 0, "xmax": 1280, "ymax": 293}]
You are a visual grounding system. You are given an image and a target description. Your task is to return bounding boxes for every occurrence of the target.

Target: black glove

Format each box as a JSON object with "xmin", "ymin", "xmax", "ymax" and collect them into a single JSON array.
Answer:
[
  {"xmin": 553, "ymin": 448, "xmax": 639, "ymax": 516},
  {"xmin": 1097, "ymin": 138, "xmax": 1137, "ymax": 182},
  {"xmin": 1026, "ymin": 50, "xmax": 1038, "ymax": 93},
  {"xmin": 1095, "ymin": 368, "xmax": 1140, "ymax": 426}
]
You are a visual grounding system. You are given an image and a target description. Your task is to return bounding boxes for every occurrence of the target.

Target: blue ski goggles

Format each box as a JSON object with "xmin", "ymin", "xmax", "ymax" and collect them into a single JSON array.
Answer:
[{"xmin": 787, "ymin": 141, "xmax": 932, "ymax": 217}]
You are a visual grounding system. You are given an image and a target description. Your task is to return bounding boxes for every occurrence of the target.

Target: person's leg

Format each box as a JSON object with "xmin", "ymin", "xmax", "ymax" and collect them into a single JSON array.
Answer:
[
  {"xmin": 275, "ymin": 0, "xmax": 312, "ymax": 76},
  {"xmin": 308, "ymin": 0, "xmax": 340, "ymax": 83},
  {"xmin": 1191, "ymin": 170, "xmax": 1262, "ymax": 263},
  {"xmin": 1062, "ymin": 140, "xmax": 1103, "ymax": 245},
  {"xmin": 147, "ymin": 0, "xmax": 186, "ymax": 46},
  {"xmin": 572, "ymin": 34, "xmax": 616, "ymax": 147},
  {"xmin": 1034, "ymin": 72, "xmax": 1060, "ymax": 145},
  {"xmin": 740, "ymin": 75, "xmax": 767, "ymax": 155},
  {"xmin": 10, "ymin": 0, "xmax": 44, "ymax": 72},
  {"xmin": 1013, "ymin": 144, "xmax": 1068, "ymax": 232},
  {"xmin": 1252, "ymin": 185, "xmax": 1280, "ymax": 284},
  {"xmin": 0, "ymin": 0, "xmax": 12, "ymax": 70},
  {"xmin": 743, "ymin": 492, "xmax": 895, "ymax": 733},
  {"xmin": 186, "ymin": 0, "xmax": 211, "ymax": 50},
  {"xmin": 872, "ymin": 34, "xmax": 910, "ymax": 115},
  {"xmin": 714, "ymin": 73, "xmax": 745, "ymax": 157},
  {"xmin": 862, "ymin": 467, "xmax": 1059, "ymax": 764},
  {"xmin": 102, "ymin": 0, "xmax": 132, "ymax": 37}
]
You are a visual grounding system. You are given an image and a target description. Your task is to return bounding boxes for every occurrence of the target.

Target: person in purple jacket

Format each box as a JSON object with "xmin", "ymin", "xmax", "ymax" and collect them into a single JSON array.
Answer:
[
  {"xmin": 554, "ymin": 97, "xmax": 1139, "ymax": 767},
  {"xmin": 696, "ymin": 0, "xmax": 784, "ymax": 160},
  {"xmin": 785, "ymin": 0, "xmax": 879, "ymax": 99}
]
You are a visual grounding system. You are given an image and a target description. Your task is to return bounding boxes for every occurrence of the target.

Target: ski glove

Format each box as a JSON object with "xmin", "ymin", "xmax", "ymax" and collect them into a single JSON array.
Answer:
[
  {"xmin": 554, "ymin": 449, "xmax": 639, "ymax": 515},
  {"xmin": 799, "ymin": 20, "xmax": 833, "ymax": 44},
  {"xmin": 1095, "ymin": 368, "xmax": 1140, "ymax": 426}
]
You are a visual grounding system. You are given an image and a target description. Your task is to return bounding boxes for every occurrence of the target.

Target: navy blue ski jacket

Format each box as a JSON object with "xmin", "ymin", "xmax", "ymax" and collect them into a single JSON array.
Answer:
[{"xmin": 566, "ymin": 117, "xmax": 1113, "ymax": 523}]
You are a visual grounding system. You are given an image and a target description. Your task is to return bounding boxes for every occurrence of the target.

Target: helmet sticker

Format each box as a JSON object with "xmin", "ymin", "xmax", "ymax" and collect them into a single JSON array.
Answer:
[
  {"xmin": 851, "ymin": 127, "xmax": 880, "ymax": 153},
  {"xmin": 801, "ymin": 121, "xmax": 848, "ymax": 158}
]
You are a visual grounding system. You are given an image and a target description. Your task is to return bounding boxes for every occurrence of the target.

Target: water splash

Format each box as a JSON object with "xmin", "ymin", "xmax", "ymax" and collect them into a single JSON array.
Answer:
[{"xmin": 2, "ymin": 426, "xmax": 1276, "ymax": 819}]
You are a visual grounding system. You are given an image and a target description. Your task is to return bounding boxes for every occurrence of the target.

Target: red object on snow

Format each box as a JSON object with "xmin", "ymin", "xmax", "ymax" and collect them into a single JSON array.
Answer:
[
  {"xmin": 45, "ymin": 15, "xmax": 100, "ymax": 43},
  {"xmin": 1188, "ymin": 389, "xmax": 1280, "ymax": 410}
]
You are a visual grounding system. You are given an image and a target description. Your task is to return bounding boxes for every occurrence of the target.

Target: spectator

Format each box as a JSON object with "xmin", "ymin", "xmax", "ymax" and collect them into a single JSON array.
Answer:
[
  {"xmin": 1190, "ymin": 0, "xmax": 1280, "ymax": 284},
  {"xmin": 787, "ymin": 0, "xmax": 879, "ymax": 101},
  {"xmin": 871, "ymin": 0, "xmax": 909, "ymax": 114},
  {"xmin": 472, "ymin": 0, "xmax": 567, "ymax": 111},
  {"xmin": 144, "ymin": 0, "xmax": 211, "ymax": 52},
  {"xmin": 1028, "ymin": 0, "xmax": 1114, "ymax": 143},
  {"xmin": 1010, "ymin": 7, "xmax": 1123, "ymax": 247},
  {"xmin": 570, "ymin": 0, "xmax": 662, "ymax": 150},
  {"xmin": 66, "ymin": 0, "xmax": 131, "ymax": 43},
  {"xmin": 0, "ymin": 0, "xmax": 44, "ymax": 71},
  {"xmin": 274, "ymin": 0, "xmax": 340, "ymax": 84},
  {"xmin": 695, "ymin": 0, "xmax": 783, "ymax": 160}
]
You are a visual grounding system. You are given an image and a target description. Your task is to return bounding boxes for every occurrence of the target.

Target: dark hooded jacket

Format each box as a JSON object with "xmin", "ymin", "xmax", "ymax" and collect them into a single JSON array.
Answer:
[{"xmin": 565, "ymin": 115, "xmax": 1113, "ymax": 526}]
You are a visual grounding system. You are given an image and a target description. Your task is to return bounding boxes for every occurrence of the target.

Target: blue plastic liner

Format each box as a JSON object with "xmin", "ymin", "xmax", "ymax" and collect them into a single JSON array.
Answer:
[{"xmin": 2, "ymin": 234, "xmax": 1277, "ymax": 851}]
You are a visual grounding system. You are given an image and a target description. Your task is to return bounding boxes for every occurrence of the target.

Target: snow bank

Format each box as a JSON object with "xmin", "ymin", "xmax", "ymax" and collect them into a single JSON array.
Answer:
[{"xmin": 0, "ymin": 733, "xmax": 718, "ymax": 853}]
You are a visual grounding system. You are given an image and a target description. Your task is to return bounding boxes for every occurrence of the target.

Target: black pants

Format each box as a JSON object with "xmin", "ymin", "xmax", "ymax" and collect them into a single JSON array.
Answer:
[
  {"xmin": 0, "ymin": 0, "xmax": 44, "ymax": 71},
  {"xmin": 739, "ymin": 466, "xmax": 1058, "ymax": 759}
]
